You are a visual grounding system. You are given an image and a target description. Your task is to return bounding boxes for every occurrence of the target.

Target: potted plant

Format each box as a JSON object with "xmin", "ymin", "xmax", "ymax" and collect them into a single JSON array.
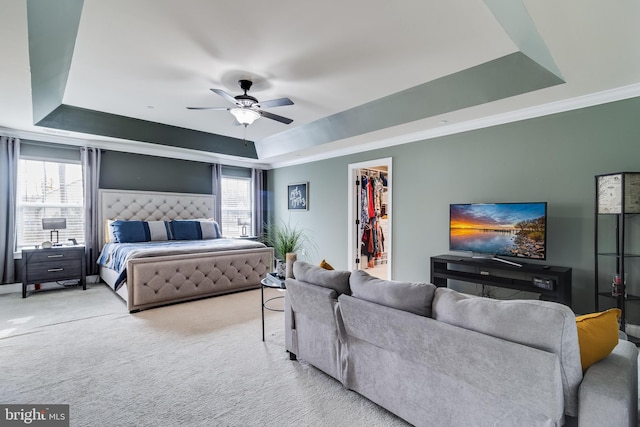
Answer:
[{"xmin": 261, "ymin": 220, "xmax": 314, "ymax": 278}]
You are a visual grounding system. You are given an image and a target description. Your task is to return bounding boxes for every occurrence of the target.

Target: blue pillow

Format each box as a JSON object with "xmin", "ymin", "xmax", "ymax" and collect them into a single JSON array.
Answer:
[
  {"xmin": 170, "ymin": 220, "xmax": 202, "ymax": 240},
  {"xmin": 111, "ymin": 221, "xmax": 150, "ymax": 243}
]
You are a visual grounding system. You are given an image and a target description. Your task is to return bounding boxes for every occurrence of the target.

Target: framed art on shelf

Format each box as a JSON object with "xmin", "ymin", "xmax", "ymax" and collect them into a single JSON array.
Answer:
[{"xmin": 288, "ymin": 182, "xmax": 308, "ymax": 210}]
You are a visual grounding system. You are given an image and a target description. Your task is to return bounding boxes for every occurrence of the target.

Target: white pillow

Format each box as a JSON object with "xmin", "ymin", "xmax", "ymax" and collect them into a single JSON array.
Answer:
[
  {"xmin": 198, "ymin": 220, "xmax": 221, "ymax": 239},
  {"xmin": 146, "ymin": 221, "xmax": 171, "ymax": 241}
]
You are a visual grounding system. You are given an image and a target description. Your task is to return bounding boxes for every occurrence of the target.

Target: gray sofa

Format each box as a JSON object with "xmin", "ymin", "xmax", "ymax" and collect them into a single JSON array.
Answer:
[{"xmin": 284, "ymin": 261, "xmax": 638, "ymax": 427}]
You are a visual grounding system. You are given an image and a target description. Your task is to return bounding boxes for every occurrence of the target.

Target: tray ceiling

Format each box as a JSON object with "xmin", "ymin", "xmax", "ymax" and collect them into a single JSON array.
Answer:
[{"xmin": 1, "ymin": 0, "xmax": 639, "ymax": 167}]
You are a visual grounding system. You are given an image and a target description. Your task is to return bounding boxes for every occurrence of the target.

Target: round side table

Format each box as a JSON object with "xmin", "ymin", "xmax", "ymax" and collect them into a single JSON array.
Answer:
[{"xmin": 261, "ymin": 275, "xmax": 286, "ymax": 341}]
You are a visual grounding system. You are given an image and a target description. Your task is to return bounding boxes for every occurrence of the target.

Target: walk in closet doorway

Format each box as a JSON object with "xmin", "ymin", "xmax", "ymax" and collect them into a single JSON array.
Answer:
[{"xmin": 348, "ymin": 158, "xmax": 392, "ymax": 280}]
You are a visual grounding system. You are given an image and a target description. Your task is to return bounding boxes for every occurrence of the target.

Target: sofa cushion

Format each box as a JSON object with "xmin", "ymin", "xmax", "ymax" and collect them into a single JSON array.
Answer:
[
  {"xmin": 575, "ymin": 308, "xmax": 621, "ymax": 371},
  {"xmin": 432, "ymin": 287, "xmax": 583, "ymax": 416},
  {"xmin": 349, "ymin": 270, "xmax": 436, "ymax": 317},
  {"xmin": 292, "ymin": 261, "xmax": 351, "ymax": 295}
]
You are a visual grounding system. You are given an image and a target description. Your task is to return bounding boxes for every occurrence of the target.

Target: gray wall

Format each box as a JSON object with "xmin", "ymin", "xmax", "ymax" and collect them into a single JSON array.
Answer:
[
  {"xmin": 267, "ymin": 96, "xmax": 640, "ymax": 318},
  {"xmin": 100, "ymin": 151, "xmax": 212, "ymax": 194}
]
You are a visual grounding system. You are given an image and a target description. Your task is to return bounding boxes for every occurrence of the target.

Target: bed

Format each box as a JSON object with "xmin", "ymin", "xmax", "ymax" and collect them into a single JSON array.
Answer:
[{"xmin": 98, "ymin": 189, "xmax": 273, "ymax": 312}]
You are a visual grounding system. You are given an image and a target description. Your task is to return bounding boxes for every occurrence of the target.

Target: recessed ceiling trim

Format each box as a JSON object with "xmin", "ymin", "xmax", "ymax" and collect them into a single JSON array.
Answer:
[
  {"xmin": 267, "ymin": 82, "xmax": 640, "ymax": 169},
  {"xmin": 36, "ymin": 104, "xmax": 259, "ymax": 159},
  {"xmin": 483, "ymin": 0, "xmax": 562, "ymax": 79},
  {"xmin": 27, "ymin": 0, "xmax": 84, "ymax": 123},
  {"xmin": 257, "ymin": 52, "xmax": 564, "ymax": 159}
]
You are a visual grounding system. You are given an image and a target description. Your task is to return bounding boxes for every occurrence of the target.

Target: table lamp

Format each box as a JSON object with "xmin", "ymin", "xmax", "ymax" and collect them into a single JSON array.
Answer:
[
  {"xmin": 42, "ymin": 218, "xmax": 66, "ymax": 245},
  {"xmin": 237, "ymin": 218, "xmax": 251, "ymax": 237}
]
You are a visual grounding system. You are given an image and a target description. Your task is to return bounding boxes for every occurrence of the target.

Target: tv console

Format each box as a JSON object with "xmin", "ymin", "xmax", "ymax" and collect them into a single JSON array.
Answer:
[
  {"xmin": 430, "ymin": 255, "xmax": 572, "ymax": 306},
  {"xmin": 472, "ymin": 255, "xmax": 523, "ymax": 267}
]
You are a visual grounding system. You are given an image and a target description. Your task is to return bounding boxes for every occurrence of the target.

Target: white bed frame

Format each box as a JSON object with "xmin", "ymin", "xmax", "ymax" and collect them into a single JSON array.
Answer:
[{"xmin": 98, "ymin": 189, "xmax": 273, "ymax": 312}]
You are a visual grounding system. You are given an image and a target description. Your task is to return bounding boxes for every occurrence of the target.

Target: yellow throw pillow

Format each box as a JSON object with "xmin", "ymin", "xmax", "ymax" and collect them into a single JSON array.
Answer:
[
  {"xmin": 575, "ymin": 308, "xmax": 621, "ymax": 371},
  {"xmin": 319, "ymin": 259, "xmax": 334, "ymax": 270}
]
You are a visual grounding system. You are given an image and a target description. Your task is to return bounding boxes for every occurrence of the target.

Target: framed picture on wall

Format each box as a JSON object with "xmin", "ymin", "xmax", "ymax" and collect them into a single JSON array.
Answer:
[{"xmin": 288, "ymin": 182, "xmax": 308, "ymax": 210}]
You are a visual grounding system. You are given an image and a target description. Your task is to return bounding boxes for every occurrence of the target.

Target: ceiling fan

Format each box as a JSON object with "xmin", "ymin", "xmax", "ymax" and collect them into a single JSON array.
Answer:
[{"xmin": 187, "ymin": 79, "xmax": 294, "ymax": 126}]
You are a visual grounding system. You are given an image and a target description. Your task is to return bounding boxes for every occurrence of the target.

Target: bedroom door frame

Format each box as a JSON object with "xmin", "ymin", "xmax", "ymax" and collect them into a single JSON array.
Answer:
[{"xmin": 347, "ymin": 157, "xmax": 392, "ymax": 279}]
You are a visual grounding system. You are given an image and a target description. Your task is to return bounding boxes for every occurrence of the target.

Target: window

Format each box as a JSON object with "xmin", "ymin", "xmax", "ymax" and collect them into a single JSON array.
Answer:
[
  {"xmin": 16, "ymin": 159, "xmax": 84, "ymax": 250},
  {"xmin": 221, "ymin": 176, "xmax": 252, "ymax": 238}
]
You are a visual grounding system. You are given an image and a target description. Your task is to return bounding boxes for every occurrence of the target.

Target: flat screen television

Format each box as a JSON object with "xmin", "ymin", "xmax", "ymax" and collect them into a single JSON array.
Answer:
[{"xmin": 449, "ymin": 202, "xmax": 547, "ymax": 265}]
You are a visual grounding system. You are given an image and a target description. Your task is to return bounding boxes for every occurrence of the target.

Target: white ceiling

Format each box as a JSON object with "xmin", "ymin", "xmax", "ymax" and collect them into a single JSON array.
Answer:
[{"xmin": 1, "ymin": 0, "xmax": 640, "ymax": 168}]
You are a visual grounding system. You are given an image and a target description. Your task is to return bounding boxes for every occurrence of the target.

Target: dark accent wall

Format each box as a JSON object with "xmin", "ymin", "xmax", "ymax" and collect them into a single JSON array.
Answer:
[{"xmin": 100, "ymin": 151, "xmax": 212, "ymax": 194}]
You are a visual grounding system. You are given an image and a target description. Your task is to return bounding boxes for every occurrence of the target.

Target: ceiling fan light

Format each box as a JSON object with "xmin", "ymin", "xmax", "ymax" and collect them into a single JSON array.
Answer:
[{"xmin": 230, "ymin": 108, "xmax": 260, "ymax": 125}]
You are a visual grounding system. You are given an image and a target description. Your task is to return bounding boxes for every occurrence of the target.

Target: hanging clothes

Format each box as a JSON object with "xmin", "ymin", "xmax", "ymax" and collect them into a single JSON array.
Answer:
[
  {"xmin": 360, "ymin": 171, "xmax": 387, "ymax": 267},
  {"xmin": 367, "ymin": 177, "xmax": 375, "ymax": 220},
  {"xmin": 360, "ymin": 175, "xmax": 369, "ymax": 228}
]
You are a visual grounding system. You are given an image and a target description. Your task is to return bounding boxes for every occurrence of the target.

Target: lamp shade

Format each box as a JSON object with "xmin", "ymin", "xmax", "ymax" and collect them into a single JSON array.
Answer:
[
  {"xmin": 230, "ymin": 108, "xmax": 260, "ymax": 125},
  {"xmin": 237, "ymin": 217, "xmax": 251, "ymax": 237},
  {"xmin": 237, "ymin": 218, "xmax": 251, "ymax": 226},
  {"xmin": 42, "ymin": 218, "xmax": 67, "ymax": 230}
]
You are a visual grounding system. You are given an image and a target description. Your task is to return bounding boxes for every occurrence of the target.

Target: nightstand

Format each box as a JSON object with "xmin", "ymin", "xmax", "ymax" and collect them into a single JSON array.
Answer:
[{"xmin": 22, "ymin": 246, "xmax": 86, "ymax": 298}]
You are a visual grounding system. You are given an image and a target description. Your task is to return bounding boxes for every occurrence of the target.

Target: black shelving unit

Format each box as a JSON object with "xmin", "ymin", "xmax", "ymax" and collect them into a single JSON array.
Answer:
[{"xmin": 594, "ymin": 172, "xmax": 640, "ymax": 336}]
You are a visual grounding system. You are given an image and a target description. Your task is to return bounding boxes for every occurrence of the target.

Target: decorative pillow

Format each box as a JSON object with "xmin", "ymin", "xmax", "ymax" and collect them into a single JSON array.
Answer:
[
  {"xmin": 575, "ymin": 308, "xmax": 621, "ymax": 371},
  {"xmin": 319, "ymin": 259, "xmax": 334, "ymax": 270},
  {"xmin": 170, "ymin": 220, "xmax": 203, "ymax": 240},
  {"xmin": 146, "ymin": 221, "xmax": 171, "ymax": 241},
  {"xmin": 105, "ymin": 219, "xmax": 116, "ymax": 243},
  {"xmin": 292, "ymin": 261, "xmax": 351, "ymax": 295},
  {"xmin": 350, "ymin": 269, "xmax": 436, "ymax": 317},
  {"xmin": 195, "ymin": 219, "xmax": 221, "ymax": 239},
  {"xmin": 111, "ymin": 220, "xmax": 150, "ymax": 243}
]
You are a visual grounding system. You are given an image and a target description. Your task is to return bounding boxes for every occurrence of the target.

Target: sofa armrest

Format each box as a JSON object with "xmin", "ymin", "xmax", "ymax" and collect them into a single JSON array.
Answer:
[
  {"xmin": 285, "ymin": 279, "xmax": 343, "ymax": 381},
  {"xmin": 578, "ymin": 339, "xmax": 638, "ymax": 427}
]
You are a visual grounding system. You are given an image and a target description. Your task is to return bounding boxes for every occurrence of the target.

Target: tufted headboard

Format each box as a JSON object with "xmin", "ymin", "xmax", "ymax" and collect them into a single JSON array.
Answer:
[{"xmin": 99, "ymin": 189, "xmax": 214, "ymax": 246}]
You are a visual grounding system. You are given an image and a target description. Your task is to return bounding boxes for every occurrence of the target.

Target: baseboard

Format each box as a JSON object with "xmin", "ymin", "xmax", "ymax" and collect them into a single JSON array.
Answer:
[
  {"xmin": 624, "ymin": 323, "xmax": 640, "ymax": 339},
  {"xmin": 0, "ymin": 283, "xmax": 21, "ymax": 294}
]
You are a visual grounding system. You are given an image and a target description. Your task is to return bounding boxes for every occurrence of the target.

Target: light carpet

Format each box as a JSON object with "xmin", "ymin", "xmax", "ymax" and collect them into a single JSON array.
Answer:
[{"xmin": 0, "ymin": 284, "xmax": 408, "ymax": 427}]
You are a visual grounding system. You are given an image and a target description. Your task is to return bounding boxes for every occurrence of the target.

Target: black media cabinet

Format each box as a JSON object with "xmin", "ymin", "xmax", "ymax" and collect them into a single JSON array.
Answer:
[{"xmin": 430, "ymin": 255, "xmax": 572, "ymax": 307}]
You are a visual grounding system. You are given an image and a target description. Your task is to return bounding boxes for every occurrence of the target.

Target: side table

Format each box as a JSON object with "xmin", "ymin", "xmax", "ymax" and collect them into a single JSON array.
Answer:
[
  {"xmin": 261, "ymin": 274, "xmax": 286, "ymax": 341},
  {"xmin": 22, "ymin": 245, "xmax": 86, "ymax": 298}
]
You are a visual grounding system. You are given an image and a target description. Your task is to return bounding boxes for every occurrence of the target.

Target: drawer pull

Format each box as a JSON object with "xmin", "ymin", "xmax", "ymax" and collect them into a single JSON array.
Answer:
[
  {"xmin": 47, "ymin": 254, "xmax": 64, "ymax": 258},
  {"xmin": 47, "ymin": 268, "xmax": 64, "ymax": 272}
]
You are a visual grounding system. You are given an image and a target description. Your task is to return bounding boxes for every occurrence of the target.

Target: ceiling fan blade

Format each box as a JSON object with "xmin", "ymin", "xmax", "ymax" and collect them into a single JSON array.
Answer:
[
  {"xmin": 259, "ymin": 109, "xmax": 293, "ymax": 125},
  {"xmin": 211, "ymin": 88, "xmax": 241, "ymax": 106},
  {"xmin": 186, "ymin": 106, "xmax": 230, "ymax": 110},
  {"xmin": 257, "ymin": 97, "xmax": 294, "ymax": 109}
]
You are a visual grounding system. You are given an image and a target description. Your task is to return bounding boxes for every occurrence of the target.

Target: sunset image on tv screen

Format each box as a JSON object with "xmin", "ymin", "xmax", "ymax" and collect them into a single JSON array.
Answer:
[{"xmin": 450, "ymin": 203, "xmax": 546, "ymax": 259}]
